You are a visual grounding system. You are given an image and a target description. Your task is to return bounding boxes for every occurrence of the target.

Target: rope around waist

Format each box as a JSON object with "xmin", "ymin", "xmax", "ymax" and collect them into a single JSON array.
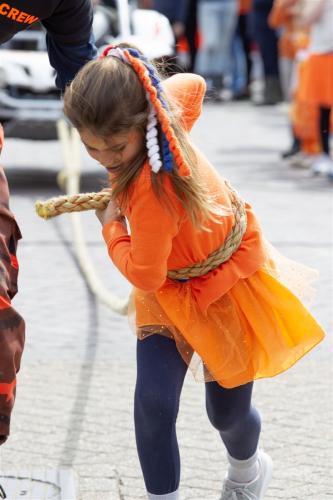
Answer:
[{"xmin": 167, "ymin": 183, "xmax": 247, "ymax": 280}]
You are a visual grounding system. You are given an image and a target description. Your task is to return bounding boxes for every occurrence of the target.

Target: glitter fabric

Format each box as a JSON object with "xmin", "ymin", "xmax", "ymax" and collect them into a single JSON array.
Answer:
[{"xmin": 129, "ymin": 245, "xmax": 324, "ymax": 388}]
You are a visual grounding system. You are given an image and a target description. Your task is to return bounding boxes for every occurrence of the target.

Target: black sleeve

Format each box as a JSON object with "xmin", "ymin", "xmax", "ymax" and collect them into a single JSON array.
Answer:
[
  {"xmin": 46, "ymin": 32, "xmax": 97, "ymax": 90},
  {"xmin": 41, "ymin": 0, "xmax": 94, "ymax": 46}
]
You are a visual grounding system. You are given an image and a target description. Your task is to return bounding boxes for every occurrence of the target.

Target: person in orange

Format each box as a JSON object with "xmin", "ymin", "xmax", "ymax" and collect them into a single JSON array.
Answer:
[
  {"xmin": 233, "ymin": 0, "xmax": 253, "ymax": 99},
  {"xmin": 287, "ymin": 47, "xmax": 322, "ymax": 168},
  {"xmin": 268, "ymin": 0, "xmax": 313, "ymax": 163},
  {"xmin": 268, "ymin": 0, "xmax": 301, "ymax": 101},
  {"xmin": 63, "ymin": 44, "xmax": 325, "ymax": 500},
  {"xmin": 296, "ymin": 0, "xmax": 333, "ymax": 176}
]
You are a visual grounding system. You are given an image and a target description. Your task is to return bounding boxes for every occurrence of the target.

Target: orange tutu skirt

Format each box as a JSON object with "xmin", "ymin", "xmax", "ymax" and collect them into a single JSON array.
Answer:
[
  {"xmin": 129, "ymin": 245, "xmax": 325, "ymax": 388},
  {"xmin": 298, "ymin": 53, "xmax": 333, "ymax": 106}
]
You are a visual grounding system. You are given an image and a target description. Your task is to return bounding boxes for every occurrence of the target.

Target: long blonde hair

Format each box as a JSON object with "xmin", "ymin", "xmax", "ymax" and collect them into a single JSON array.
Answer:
[{"xmin": 63, "ymin": 48, "xmax": 221, "ymax": 229}]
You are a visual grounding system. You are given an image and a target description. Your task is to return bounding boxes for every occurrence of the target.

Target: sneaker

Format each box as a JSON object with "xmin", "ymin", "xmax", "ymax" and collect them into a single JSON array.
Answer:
[
  {"xmin": 220, "ymin": 450, "xmax": 273, "ymax": 500},
  {"xmin": 286, "ymin": 152, "xmax": 313, "ymax": 169},
  {"xmin": 311, "ymin": 154, "xmax": 333, "ymax": 175}
]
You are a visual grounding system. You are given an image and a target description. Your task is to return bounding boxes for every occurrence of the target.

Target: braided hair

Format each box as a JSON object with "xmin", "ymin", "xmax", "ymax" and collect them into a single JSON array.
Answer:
[{"xmin": 63, "ymin": 44, "xmax": 225, "ymax": 229}]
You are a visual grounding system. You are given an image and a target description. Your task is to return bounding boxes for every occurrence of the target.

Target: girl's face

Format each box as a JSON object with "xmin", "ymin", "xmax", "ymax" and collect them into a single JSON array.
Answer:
[{"xmin": 80, "ymin": 127, "xmax": 144, "ymax": 174}]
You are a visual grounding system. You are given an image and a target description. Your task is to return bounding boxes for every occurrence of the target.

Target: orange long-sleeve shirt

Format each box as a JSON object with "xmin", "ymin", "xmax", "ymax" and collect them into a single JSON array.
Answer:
[{"xmin": 102, "ymin": 74, "xmax": 267, "ymax": 313}]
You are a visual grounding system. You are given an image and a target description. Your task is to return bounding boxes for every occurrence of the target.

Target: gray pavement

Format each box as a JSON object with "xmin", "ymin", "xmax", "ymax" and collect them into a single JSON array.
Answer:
[{"xmin": 0, "ymin": 100, "xmax": 332, "ymax": 499}]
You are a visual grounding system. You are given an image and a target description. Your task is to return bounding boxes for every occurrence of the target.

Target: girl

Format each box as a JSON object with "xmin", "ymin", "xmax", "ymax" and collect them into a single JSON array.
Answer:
[{"xmin": 63, "ymin": 45, "xmax": 325, "ymax": 500}]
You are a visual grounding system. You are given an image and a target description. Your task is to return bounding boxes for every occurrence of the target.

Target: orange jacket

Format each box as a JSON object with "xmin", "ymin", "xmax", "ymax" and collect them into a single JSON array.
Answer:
[{"xmin": 102, "ymin": 74, "xmax": 267, "ymax": 313}]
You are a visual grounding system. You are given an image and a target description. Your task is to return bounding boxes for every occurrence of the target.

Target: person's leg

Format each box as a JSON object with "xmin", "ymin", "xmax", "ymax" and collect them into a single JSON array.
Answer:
[
  {"xmin": 185, "ymin": 0, "xmax": 198, "ymax": 73},
  {"xmin": 215, "ymin": 0, "xmax": 238, "ymax": 89},
  {"xmin": 135, "ymin": 334, "xmax": 188, "ymax": 498},
  {"xmin": 319, "ymin": 106, "xmax": 331, "ymax": 156},
  {"xmin": 196, "ymin": 1, "xmax": 223, "ymax": 89},
  {"xmin": 238, "ymin": 14, "xmax": 253, "ymax": 90},
  {"xmin": 252, "ymin": 0, "xmax": 282, "ymax": 103},
  {"xmin": 252, "ymin": 0, "xmax": 279, "ymax": 78},
  {"xmin": 231, "ymin": 33, "xmax": 248, "ymax": 97},
  {"xmin": 206, "ymin": 381, "xmax": 272, "ymax": 498},
  {"xmin": 279, "ymin": 57, "xmax": 294, "ymax": 102},
  {"xmin": 205, "ymin": 381, "xmax": 261, "ymax": 462},
  {"xmin": 312, "ymin": 106, "xmax": 333, "ymax": 176}
]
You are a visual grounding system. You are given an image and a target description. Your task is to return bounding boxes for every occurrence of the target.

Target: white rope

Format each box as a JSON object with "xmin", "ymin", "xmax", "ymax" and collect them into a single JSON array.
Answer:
[
  {"xmin": 56, "ymin": 119, "xmax": 128, "ymax": 315},
  {"xmin": 146, "ymin": 106, "xmax": 162, "ymax": 173}
]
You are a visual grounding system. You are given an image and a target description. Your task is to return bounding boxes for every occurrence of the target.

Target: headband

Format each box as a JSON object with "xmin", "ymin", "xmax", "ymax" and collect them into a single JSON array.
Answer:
[{"xmin": 99, "ymin": 45, "xmax": 191, "ymax": 177}]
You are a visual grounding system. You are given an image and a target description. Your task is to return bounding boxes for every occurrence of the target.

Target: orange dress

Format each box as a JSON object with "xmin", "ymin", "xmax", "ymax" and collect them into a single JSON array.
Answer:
[{"xmin": 102, "ymin": 73, "xmax": 325, "ymax": 388}]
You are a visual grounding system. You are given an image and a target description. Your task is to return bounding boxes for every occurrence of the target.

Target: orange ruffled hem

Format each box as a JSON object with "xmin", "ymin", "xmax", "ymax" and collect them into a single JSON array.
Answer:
[{"xmin": 129, "ymin": 253, "xmax": 325, "ymax": 389}]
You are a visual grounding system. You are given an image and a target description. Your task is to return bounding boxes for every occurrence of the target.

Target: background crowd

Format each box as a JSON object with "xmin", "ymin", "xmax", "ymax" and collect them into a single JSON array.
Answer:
[{"xmin": 133, "ymin": 0, "xmax": 333, "ymax": 179}]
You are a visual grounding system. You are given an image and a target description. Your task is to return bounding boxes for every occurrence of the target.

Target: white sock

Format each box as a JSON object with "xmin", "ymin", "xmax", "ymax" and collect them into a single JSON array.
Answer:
[
  {"xmin": 147, "ymin": 489, "xmax": 179, "ymax": 500},
  {"xmin": 227, "ymin": 450, "xmax": 259, "ymax": 483}
]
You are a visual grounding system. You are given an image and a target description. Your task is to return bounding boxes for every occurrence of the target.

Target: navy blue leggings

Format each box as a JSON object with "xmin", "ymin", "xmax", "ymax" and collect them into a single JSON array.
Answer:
[{"xmin": 134, "ymin": 335, "xmax": 261, "ymax": 495}]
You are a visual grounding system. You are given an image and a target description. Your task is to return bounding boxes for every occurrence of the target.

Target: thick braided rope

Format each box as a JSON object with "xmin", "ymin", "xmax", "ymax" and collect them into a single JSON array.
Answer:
[
  {"xmin": 167, "ymin": 184, "xmax": 247, "ymax": 279},
  {"xmin": 36, "ymin": 184, "xmax": 247, "ymax": 281},
  {"xmin": 35, "ymin": 191, "xmax": 111, "ymax": 219},
  {"xmin": 123, "ymin": 49, "xmax": 191, "ymax": 177}
]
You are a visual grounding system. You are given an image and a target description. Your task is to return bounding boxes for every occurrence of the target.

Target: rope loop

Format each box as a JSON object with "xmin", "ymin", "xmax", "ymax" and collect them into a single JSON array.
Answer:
[{"xmin": 167, "ymin": 183, "xmax": 247, "ymax": 279}]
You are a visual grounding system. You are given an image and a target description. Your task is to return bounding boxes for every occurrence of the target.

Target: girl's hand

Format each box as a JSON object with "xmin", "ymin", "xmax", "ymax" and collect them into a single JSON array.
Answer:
[{"xmin": 95, "ymin": 189, "xmax": 124, "ymax": 226}]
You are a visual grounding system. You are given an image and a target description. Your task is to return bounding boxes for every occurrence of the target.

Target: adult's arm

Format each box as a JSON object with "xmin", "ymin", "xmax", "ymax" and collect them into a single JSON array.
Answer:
[
  {"xmin": 0, "ymin": 151, "xmax": 25, "ymax": 445},
  {"xmin": 42, "ymin": 0, "xmax": 97, "ymax": 89}
]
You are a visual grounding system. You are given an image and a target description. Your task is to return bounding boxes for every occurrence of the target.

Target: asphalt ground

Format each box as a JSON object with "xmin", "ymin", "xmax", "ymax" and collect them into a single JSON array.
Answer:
[{"xmin": 0, "ymin": 99, "xmax": 332, "ymax": 499}]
